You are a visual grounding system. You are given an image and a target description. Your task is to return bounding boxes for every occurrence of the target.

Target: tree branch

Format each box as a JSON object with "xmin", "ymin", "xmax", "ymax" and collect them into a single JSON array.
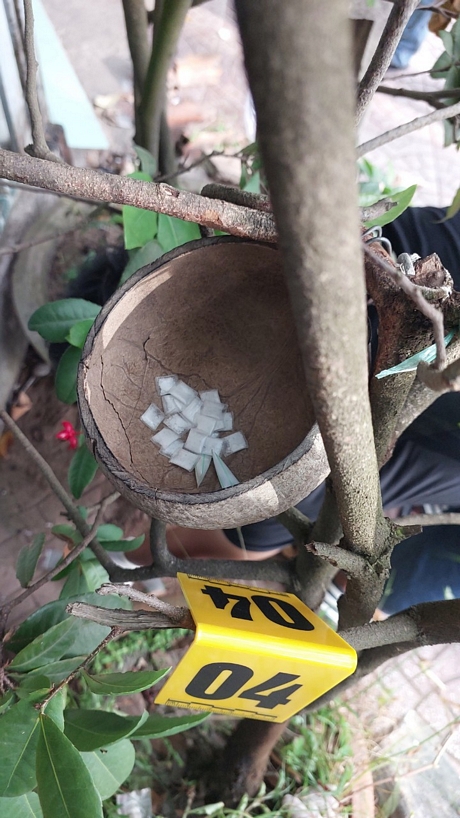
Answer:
[
  {"xmin": 37, "ymin": 627, "xmax": 122, "ymax": 710},
  {"xmin": 277, "ymin": 507, "xmax": 313, "ymax": 545},
  {"xmin": 393, "ymin": 336, "xmax": 460, "ymax": 439},
  {"xmin": 139, "ymin": 0, "xmax": 191, "ymax": 162},
  {"xmin": 236, "ymin": 0, "xmax": 393, "ymax": 629},
  {"xmin": 378, "ymin": 84, "xmax": 460, "ymax": 103},
  {"xmin": 201, "ymin": 184, "xmax": 272, "ymax": 213},
  {"xmin": 107, "ymin": 518, "xmax": 294, "ymax": 586},
  {"xmin": 306, "ymin": 540, "xmax": 373, "ymax": 574},
  {"xmin": 23, "ymin": 0, "xmax": 62, "ymax": 162},
  {"xmin": 304, "ymin": 598, "xmax": 460, "ymax": 714},
  {"xmin": 121, "ymin": 0, "xmax": 150, "ymax": 98},
  {"xmin": 357, "ymin": 100, "xmax": 460, "ymax": 158},
  {"xmin": 0, "ymin": 149, "xmax": 277, "ymax": 241},
  {"xmin": 363, "ymin": 244, "xmax": 449, "ymax": 370},
  {"xmin": 356, "ymin": 0, "xmax": 420, "ymax": 125},
  {"xmin": 68, "ymin": 582, "xmax": 195, "ymax": 630},
  {"xmin": 342, "ymin": 598, "xmax": 460, "ymax": 651},
  {"xmin": 359, "ymin": 197, "xmax": 397, "ymax": 223}
]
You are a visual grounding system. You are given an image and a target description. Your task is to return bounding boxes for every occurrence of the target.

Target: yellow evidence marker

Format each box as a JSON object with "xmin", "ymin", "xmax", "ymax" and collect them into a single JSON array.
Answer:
[{"xmin": 155, "ymin": 573, "xmax": 357, "ymax": 722}]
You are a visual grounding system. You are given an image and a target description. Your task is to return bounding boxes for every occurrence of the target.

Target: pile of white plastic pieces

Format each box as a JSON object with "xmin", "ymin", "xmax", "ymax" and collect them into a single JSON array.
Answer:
[{"xmin": 141, "ymin": 376, "xmax": 248, "ymax": 489}]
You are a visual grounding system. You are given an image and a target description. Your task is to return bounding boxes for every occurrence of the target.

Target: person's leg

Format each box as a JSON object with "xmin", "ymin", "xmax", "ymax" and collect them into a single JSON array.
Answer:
[
  {"xmin": 390, "ymin": 0, "xmax": 431, "ymax": 69},
  {"xmin": 380, "ymin": 525, "xmax": 460, "ymax": 615},
  {"xmin": 127, "ymin": 525, "xmax": 283, "ymax": 566}
]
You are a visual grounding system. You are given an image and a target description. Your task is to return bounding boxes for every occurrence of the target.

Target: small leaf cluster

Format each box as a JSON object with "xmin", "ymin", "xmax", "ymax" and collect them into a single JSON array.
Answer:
[
  {"xmin": 430, "ymin": 18, "xmax": 460, "ymax": 148},
  {"xmin": 0, "ymin": 588, "xmax": 207, "ymax": 818}
]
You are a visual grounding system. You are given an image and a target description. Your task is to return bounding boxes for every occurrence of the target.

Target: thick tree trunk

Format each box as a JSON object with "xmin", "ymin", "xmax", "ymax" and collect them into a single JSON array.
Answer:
[{"xmin": 207, "ymin": 720, "xmax": 287, "ymax": 805}]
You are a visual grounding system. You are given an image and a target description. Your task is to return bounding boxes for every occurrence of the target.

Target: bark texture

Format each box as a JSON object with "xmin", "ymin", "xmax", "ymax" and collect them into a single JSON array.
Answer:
[
  {"xmin": 0, "ymin": 149, "xmax": 276, "ymax": 241},
  {"xmin": 237, "ymin": 0, "xmax": 388, "ymax": 575}
]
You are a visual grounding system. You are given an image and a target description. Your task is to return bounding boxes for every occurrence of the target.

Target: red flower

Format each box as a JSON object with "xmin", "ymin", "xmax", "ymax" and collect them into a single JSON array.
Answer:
[{"xmin": 55, "ymin": 420, "xmax": 79, "ymax": 450}]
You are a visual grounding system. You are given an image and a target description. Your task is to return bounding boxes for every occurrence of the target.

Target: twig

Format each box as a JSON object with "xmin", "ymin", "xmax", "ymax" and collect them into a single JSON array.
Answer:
[
  {"xmin": 357, "ymin": 100, "xmax": 460, "ymax": 158},
  {"xmin": 395, "ymin": 512, "xmax": 460, "ymax": 527},
  {"xmin": 359, "ymin": 198, "xmax": 397, "ymax": 223},
  {"xmin": 417, "ymin": 357, "xmax": 460, "ymax": 392},
  {"xmin": 363, "ymin": 244, "xmax": 447, "ymax": 369},
  {"xmin": 84, "ymin": 490, "xmax": 120, "ymax": 516},
  {"xmin": 306, "ymin": 541, "xmax": 370, "ymax": 575},
  {"xmin": 97, "ymin": 581, "xmax": 191, "ymax": 622},
  {"xmin": 0, "ymin": 500, "xmax": 109, "ymax": 635},
  {"xmin": 0, "ymin": 411, "xmax": 117, "ymax": 574},
  {"xmin": 23, "ymin": 0, "xmax": 62, "ymax": 163},
  {"xmin": 356, "ymin": 0, "xmax": 420, "ymax": 125},
  {"xmin": 201, "ymin": 183, "xmax": 272, "ymax": 213},
  {"xmin": 67, "ymin": 602, "xmax": 194, "ymax": 630},
  {"xmin": 37, "ymin": 627, "xmax": 122, "ymax": 710},
  {"xmin": 277, "ymin": 507, "xmax": 313, "ymax": 544},
  {"xmin": 0, "ymin": 148, "xmax": 277, "ymax": 242},
  {"xmin": 378, "ymin": 84, "xmax": 460, "ymax": 103}
]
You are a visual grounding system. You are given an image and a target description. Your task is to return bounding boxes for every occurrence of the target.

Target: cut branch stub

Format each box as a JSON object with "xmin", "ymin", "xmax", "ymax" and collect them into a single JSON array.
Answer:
[
  {"xmin": 366, "ymin": 245, "xmax": 454, "ymax": 465},
  {"xmin": 78, "ymin": 237, "xmax": 329, "ymax": 528}
]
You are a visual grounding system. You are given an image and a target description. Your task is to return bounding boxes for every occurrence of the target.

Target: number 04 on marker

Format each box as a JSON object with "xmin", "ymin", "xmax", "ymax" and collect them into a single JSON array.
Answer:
[{"xmin": 155, "ymin": 574, "xmax": 357, "ymax": 722}]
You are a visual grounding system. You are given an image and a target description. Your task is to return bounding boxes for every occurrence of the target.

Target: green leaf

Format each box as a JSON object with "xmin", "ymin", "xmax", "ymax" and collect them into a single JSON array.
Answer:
[
  {"xmin": 364, "ymin": 184, "xmax": 417, "ymax": 228},
  {"xmin": 80, "ymin": 739, "xmax": 135, "ymax": 799},
  {"xmin": 242, "ymin": 170, "xmax": 261, "ymax": 193},
  {"xmin": 430, "ymin": 49, "xmax": 452, "ymax": 79},
  {"xmin": 157, "ymin": 214, "xmax": 201, "ymax": 253},
  {"xmin": 44, "ymin": 688, "xmax": 67, "ymax": 731},
  {"xmin": 68, "ymin": 445, "xmax": 98, "ymax": 499},
  {"xmin": 28, "ymin": 299, "xmax": 101, "ymax": 343},
  {"xmin": 0, "ymin": 691, "xmax": 14, "ymax": 714},
  {"xmin": 16, "ymin": 533, "xmax": 45, "ymax": 588},
  {"xmin": 23, "ymin": 657, "xmax": 86, "ymax": 685},
  {"xmin": 96, "ymin": 524, "xmax": 123, "ymax": 542},
  {"xmin": 134, "ymin": 145, "xmax": 157, "ymax": 177},
  {"xmin": 445, "ymin": 187, "xmax": 460, "ymax": 220},
  {"xmin": 55, "ymin": 345, "xmax": 80, "ymax": 404},
  {"xmin": 99, "ymin": 534, "xmax": 145, "ymax": 553},
  {"xmin": 6, "ymin": 593, "xmax": 131, "ymax": 656},
  {"xmin": 131, "ymin": 711, "xmax": 209, "ymax": 739},
  {"xmin": 439, "ymin": 29, "xmax": 454, "ymax": 57},
  {"xmin": 64, "ymin": 710, "xmax": 148, "ymax": 751},
  {"xmin": 36, "ymin": 714, "xmax": 103, "ymax": 818},
  {"xmin": 451, "ymin": 17, "xmax": 460, "ymax": 56},
  {"xmin": 376, "ymin": 330, "xmax": 455, "ymax": 378},
  {"xmin": 59, "ymin": 559, "xmax": 108, "ymax": 598},
  {"xmin": 0, "ymin": 700, "xmax": 40, "ymax": 796},
  {"xmin": 16, "ymin": 675, "xmax": 51, "ymax": 703},
  {"xmin": 82, "ymin": 668, "xmax": 169, "ymax": 696},
  {"xmin": 119, "ymin": 240, "xmax": 164, "ymax": 284},
  {"xmin": 9, "ymin": 619, "xmax": 78, "ymax": 672},
  {"xmin": 442, "ymin": 63, "xmax": 460, "ymax": 106},
  {"xmin": 52, "ymin": 524, "xmax": 82, "ymax": 545},
  {"xmin": 0, "ymin": 793, "xmax": 43, "ymax": 818},
  {"xmin": 65, "ymin": 319, "xmax": 94, "ymax": 349}
]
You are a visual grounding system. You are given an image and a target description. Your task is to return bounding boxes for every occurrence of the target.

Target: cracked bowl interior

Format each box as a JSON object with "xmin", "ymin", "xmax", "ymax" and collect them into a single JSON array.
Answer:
[{"xmin": 78, "ymin": 237, "xmax": 325, "ymax": 528}]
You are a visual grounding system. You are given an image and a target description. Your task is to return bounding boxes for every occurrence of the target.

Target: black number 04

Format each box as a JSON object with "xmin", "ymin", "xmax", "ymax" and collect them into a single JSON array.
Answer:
[
  {"xmin": 185, "ymin": 662, "xmax": 302, "ymax": 709},
  {"xmin": 201, "ymin": 585, "xmax": 314, "ymax": 631}
]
